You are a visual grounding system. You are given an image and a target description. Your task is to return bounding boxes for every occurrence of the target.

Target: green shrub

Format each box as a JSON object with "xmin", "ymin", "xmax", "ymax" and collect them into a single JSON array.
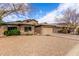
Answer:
[{"xmin": 4, "ymin": 29, "xmax": 21, "ymax": 36}]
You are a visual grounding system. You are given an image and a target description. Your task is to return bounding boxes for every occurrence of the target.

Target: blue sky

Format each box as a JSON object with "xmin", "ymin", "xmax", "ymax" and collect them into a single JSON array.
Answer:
[
  {"xmin": 3, "ymin": 3, "xmax": 60, "ymax": 22},
  {"xmin": 3, "ymin": 3, "xmax": 79, "ymax": 23},
  {"xmin": 28, "ymin": 3, "xmax": 60, "ymax": 19}
]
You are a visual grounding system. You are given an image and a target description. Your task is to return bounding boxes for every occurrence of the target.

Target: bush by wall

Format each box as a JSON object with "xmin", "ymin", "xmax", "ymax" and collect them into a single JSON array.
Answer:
[
  {"xmin": 58, "ymin": 28, "xmax": 70, "ymax": 34},
  {"xmin": 4, "ymin": 29, "xmax": 21, "ymax": 36}
]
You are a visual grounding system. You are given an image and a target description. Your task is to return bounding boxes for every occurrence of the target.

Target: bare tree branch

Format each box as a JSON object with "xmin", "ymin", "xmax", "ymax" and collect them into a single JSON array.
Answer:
[
  {"xmin": 56, "ymin": 8, "xmax": 79, "ymax": 27},
  {"xmin": 0, "ymin": 3, "xmax": 30, "ymax": 19}
]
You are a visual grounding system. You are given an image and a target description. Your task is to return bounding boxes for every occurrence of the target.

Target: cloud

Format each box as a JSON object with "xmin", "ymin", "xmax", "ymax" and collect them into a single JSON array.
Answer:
[
  {"xmin": 3, "ymin": 14, "xmax": 29, "ymax": 22},
  {"xmin": 2, "ymin": 3, "xmax": 29, "ymax": 22},
  {"xmin": 38, "ymin": 3, "xmax": 79, "ymax": 24}
]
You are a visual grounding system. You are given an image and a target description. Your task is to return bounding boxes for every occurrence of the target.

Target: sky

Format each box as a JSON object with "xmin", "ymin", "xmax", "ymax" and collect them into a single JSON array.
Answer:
[
  {"xmin": 28, "ymin": 3, "xmax": 59, "ymax": 19},
  {"xmin": 2, "ymin": 3, "xmax": 79, "ymax": 23},
  {"xmin": 3, "ymin": 3, "xmax": 60, "ymax": 22}
]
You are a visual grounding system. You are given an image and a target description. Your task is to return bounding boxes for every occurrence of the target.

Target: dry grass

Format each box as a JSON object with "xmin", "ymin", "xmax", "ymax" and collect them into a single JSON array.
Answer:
[{"xmin": 0, "ymin": 35, "xmax": 79, "ymax": 56}]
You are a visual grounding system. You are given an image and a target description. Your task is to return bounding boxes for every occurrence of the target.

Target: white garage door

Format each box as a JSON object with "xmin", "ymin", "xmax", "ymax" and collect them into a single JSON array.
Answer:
[{"xmin": 42, "ymin": 27, "xmax": 53, "ymax": 35}]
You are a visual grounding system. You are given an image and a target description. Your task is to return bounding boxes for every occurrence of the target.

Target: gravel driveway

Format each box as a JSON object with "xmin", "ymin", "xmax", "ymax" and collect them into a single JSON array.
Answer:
[{"xmin": 0, "ymin": 34, "xmax": 79, "ymax": 56}]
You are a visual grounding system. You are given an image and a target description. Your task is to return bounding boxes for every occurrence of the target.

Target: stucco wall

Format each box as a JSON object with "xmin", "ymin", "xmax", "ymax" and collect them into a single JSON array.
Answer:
[
  {"xmin": 53, "ymin": 27, "xmax": 62, "ymax": 33},
  {"xmin": 34, "ymin": 26, "xmax": 42, "ymax": 35},
  {"xmin": 0, "ymin": 25, "xmax": 6, "ymax": 36},
  {"xmin": 20, "ymin": 25, "xmax": 35, "ymax": 35}
]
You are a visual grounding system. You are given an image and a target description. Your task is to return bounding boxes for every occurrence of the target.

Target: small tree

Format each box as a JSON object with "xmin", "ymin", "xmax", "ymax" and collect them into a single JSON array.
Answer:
[{"xmin": 56, "ymin": 8, "xmax": 79, "ymax": 33}]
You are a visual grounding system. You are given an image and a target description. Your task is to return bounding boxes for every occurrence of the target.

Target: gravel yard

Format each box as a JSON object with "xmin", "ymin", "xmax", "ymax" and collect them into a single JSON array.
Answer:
[{"xmin": 0, "ymin": 34, "xmax": 79, "ymax": 56}]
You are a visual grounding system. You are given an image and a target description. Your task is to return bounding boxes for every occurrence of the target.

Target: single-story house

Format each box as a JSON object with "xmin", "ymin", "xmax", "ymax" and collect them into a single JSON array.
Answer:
[
  {"xmin": 0, "ymin": 19, "xmax": 72, "ymax": 36},
  {"xmin": 0, "ymin": 19, "xmax": 57, "ymax": 36}
]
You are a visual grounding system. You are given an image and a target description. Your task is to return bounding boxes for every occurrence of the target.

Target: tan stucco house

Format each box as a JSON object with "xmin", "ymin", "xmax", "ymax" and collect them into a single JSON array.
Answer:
[
  {"xmin": 0, "ymin": 19, "xmax": 58, "ymax": 36},
  {"xmin": 0, "ymin": 19, "xmax": 70, "ymax": 36}
]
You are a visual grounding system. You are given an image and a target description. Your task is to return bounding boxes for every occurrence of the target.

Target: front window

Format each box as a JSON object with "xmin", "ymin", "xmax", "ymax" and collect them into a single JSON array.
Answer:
[
  {"xmin": 24, "ymin": 26, "xmax": 32, "ymax": 32},
  {"xmin": 8, "ymin": 27, "xmax": 17, "ymax": 31}
]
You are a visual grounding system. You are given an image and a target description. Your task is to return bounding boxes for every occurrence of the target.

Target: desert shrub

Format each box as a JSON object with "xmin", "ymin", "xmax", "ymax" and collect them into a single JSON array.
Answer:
[
  {"xmin": 58, "ymin": 29, "xmax": 66, "ymax": 33},
  {"xmin": 67, "ymin": 30, "xmax": 71, "ymax": 33},
  {"xmin": 4, "ymin": 29, "xmax": 21, "ymax": 36},
  {"xmin": 58, "ymin": 28, "xmax": 70, "ymax": 34}
]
